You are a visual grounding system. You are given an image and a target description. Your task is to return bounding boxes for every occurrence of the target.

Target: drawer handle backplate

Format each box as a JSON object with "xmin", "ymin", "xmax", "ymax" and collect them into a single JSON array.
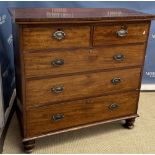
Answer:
[
  {"xmin": 53, "ymin": 30, "xmax": 66, "ymax": 40},
  {"xmin": 109, "ymin": 103, "xmax": 119, "ymax": 110},
  {"xmin": 111, "ymin": 77, "xmax": 121, "ymax": 85},
  {"xmin": 116, "ymin": 29, "xmax": 128, "ymax": 37},
  {"xmin": 51, "ymin": 85, "xmax": 64, "ymax": 94},
  {"xmin": 113, "ymin": 54, "xmax": 124, "ymax": 61},
  {"xmin": 52, "ymin": 59, "xmax": 64, "ymax": 67},
  {"xmin": 53, "ymin": 114, "xmax": 64, "ymax": 121}
]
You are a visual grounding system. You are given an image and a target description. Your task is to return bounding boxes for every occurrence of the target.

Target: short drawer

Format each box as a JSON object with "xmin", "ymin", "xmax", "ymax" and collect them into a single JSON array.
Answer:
[
  {"xmin": 24, "ymin": 44, "xmax": 145, "ymax": 78},
  {"xmin": 26, "ymin": 91, "xmax": 139, "ymax": 137},
  {"xmin": 94, "ymin": 22, "xmax": 149, "ymax": 46},
  {"xmin": 22, "ymin": 25, "xmax": 90, "ymax": 51},
  {"xmin": 26, "ymin": 68, "xmax": 141, "ymax": 107}
]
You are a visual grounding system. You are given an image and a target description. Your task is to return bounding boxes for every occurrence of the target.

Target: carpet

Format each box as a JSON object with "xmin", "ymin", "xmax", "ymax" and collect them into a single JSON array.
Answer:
[{"xmin": 2, "ymin": 92, "xmax": 155, "ymax": 154}]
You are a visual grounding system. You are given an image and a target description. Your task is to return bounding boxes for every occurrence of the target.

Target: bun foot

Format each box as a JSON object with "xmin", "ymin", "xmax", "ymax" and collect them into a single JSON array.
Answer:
[
  {"xmin": 123, "ymin": 118, "xmax": 135, "ymax": 129},
  {"xmin": 23, "ymin": 140, "xmax": 35, "ymax": 153}
]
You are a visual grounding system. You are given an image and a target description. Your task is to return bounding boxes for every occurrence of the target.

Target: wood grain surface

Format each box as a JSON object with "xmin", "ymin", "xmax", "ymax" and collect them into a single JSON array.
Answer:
[
  {"xmin": 9, "ymin": 8, "xmax": 155, "ymax": 23},
  {"xmin": 24, "ymin": 44, "xmax": 145, "ymax": 78},
  {"xmin": 26, "ymin": 67, "xmax": 141, "ymax": 107},
  {"xmin": 94, "ymin": 22, "xmax": 149, "ymax": 46},
  {"xmin": 22, "ymin": 25, "xmax": 90, "ymax": 51},
  {"xmin": 26, "ymin": 91, "xmax": 139, "ymax": 137}
]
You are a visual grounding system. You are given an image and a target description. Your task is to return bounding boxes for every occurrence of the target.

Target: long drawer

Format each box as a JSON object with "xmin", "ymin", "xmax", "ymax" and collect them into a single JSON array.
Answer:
[
  {"xmin": 94, "ymin": 22, "xmax": 149, "ymax": 46},
  {"xmin": 26, "ymin": 91, "xmax": 139, "ymax": 137},
  {"xmin": 26, "ymin": 67, "xmax": 141, "ymax": 107},
  {"xmin": 22, "ymin": 25, "xmax": 90, "ymax": 51},
  {"xmin": 24, "ymin": 45, "xmax": 145, "ymax": 78}
]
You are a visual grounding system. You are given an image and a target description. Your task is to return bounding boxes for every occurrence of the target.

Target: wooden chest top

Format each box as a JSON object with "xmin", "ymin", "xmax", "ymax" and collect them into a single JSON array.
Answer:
[{"xmin": 9, "ymin": 8, "xmax": 155, "ymax": 23}]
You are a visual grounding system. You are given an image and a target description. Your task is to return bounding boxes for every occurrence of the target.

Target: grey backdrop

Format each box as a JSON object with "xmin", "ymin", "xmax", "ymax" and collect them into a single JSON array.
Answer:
[{"xmin": 0, "ymin": 1, "xmax": 155, "ymax": 111}]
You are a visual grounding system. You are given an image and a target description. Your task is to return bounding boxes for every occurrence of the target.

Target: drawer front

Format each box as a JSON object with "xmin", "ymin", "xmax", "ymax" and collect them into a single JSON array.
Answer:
[
  {"xmin": 94, "ymin": 22, "xmax": 149, "ymax": 46},
  {"xmin": 22, "ymin": 25, "xmax": 90, "ymax": 51},
  {"xmin": 26, "ymin": 68, "xmax": 141, "ymax": 107},
  {"xmin": 24, "ymin": 45, "xmax": 145, "ymax": 78},
  {"xmin": 26, "ymin": 91, "xmax": 139, "ymax": 137}
]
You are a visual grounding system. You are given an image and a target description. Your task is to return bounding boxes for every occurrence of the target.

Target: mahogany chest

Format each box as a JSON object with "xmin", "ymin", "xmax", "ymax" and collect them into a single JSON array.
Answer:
[{"xmin": 9, "ymin": 8, "xmax": 155, "ymax": 153}]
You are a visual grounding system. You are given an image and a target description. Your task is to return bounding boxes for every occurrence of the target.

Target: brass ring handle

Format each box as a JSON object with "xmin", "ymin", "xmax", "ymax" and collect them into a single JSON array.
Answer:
[
  {"xmin": 113, "ymin": 54, "xmax": 124, "ymax": 61},
  {"xmin": 52, "ymin": 59, "xmax": 64, "ymax": 67},
  {"xmin": 111, "ymin": 77, "xmax": 121, "ymax": 85},
  {"xmin": 53, "ymin": 114, "xmax": 64, "ymax": 121},
  {"xmin": 109, "ymin": 103, "xmax": 119, "ymax": 110},
  {"xmin": 116, "ymin": 29, "xmax": 128, "ymax": 37},
  {"xmin": 53, "ymin": 30, "xmax": 65, "ymax": 40},
  {"xmin": 51, "ymin": 85, "xmax": 64, "ymax": 94}
]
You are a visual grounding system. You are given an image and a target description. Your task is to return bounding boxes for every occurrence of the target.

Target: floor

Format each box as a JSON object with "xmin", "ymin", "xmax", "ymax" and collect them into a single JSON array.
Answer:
[{"xmin": 2, "ymin": 92, "xmax": 155, "ymax": 154}]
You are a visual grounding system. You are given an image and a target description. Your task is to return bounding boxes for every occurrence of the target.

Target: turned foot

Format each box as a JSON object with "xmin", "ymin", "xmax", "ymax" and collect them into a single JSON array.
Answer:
[
  {"xmin": 23, "ymin": 140, "xmax": 35, "ymax": 153},
  {"xmin": 123, "ymin": 118, "xmax": 135, "ymax": 129}
]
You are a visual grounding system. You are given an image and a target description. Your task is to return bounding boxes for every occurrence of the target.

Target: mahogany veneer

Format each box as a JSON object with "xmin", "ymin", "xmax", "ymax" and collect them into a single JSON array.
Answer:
[
  {"xmin": 22, "ymin": 25, "xmax": 90, "ymax": 50},
  {"xmin": 94, "ymin": 22, "xmax": 149, "ymax": 46},
  {"xmin": 9, "ymin": 8, "xmax": 155, "ymax": 153},
  {"xmin": 26, "ymin": 67, "xmax": 141, "ymax": 107},
  {"xmin": 27, "ymin": 91, "xmax": 139, "ymax": 137},
  {"xmin": 24, "ymin": 45, "xmax": 145, "ymax": 78}
]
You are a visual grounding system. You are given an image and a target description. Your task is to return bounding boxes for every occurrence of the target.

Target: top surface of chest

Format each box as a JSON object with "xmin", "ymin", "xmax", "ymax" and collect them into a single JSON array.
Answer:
[{"xmin": 9, "ymin": 8, "xmax": 155, "ymax": 23}]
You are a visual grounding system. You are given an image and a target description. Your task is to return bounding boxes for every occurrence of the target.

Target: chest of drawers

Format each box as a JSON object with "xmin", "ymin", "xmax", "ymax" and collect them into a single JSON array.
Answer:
[{"xmin": 9, "ymin": 8, "xmax": 155, "ymax": 153}]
